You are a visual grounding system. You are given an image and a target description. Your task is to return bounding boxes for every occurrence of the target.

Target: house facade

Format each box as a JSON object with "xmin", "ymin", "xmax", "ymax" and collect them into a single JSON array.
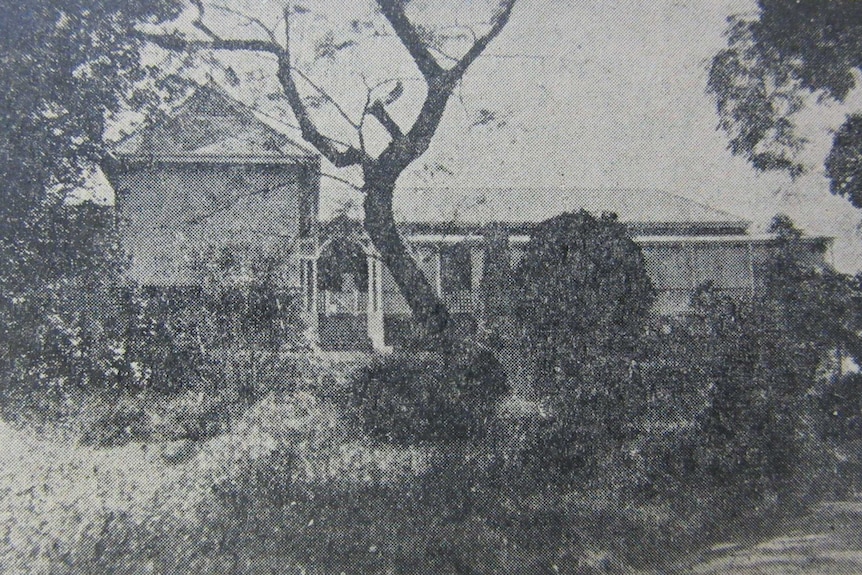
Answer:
[
  {"xmin": 102, "ymin": 83, "xmax": 831, "ymax": 352},
  {"xmin": 101, "ymin": 83, "xmax": 324, "ymax": 342}
]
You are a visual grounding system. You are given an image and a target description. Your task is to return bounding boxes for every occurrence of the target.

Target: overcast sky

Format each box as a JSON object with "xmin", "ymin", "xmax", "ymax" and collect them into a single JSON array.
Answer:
[
  {"xmin": 408, "ymin": 0, "xmax": 862, "ymax": 271},
  {"xmin": 109, "ymin": 0, "xmax": 862, "ymax": 271}
]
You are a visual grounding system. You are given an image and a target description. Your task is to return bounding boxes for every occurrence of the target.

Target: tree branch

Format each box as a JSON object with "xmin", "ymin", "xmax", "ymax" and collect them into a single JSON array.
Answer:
[
  {"xmin": 135, "ymin": 28, "xmax": 281, "ymax": 54},
  {"xmin": 228, "ymin": 96, "xmax": 359, "ymax": 154},
  {"xmin": 375, "ymin": 0, "xmax": 444, "ymax": 80},
  {"xmin": 293, "ymin": 67, "xmax": 360, "ymax": 130},
  {"xmin": 321, "ymin": 171, "xmax": 363, "ymax": 192},
  {"xmin": 277, "ymin": 7, "xmax": 365, "ymax": 168},
  {"xmin": 190, "ymin": 0, "xmax": 218, "ymax": 39},
  {"xmin": 374, "ymin": 0, "xmax": 517, "ymax": 176},
  {"xmin": 448, "ymin": 0, "xmax": 517, "ymax": 80},
  {"xmin": 368, "ymin": 100, "xmax": 403, "ymax": 139},
  {"xmin": 209, "ymin": 2, "xmax": 279, "ymax": 45}
]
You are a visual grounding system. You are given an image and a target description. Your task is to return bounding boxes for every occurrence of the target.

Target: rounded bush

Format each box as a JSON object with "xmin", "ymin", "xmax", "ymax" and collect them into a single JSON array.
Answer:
[{"xmin": 348, "ymin": 343, "xmax": 508, "ymax": 444}]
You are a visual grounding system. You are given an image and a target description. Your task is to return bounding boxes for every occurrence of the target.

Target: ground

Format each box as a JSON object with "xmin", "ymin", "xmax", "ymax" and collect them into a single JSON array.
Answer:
[
  {"xmin": 677, "ymin": 499, "xmax": 862, "ymax": 575},
  {"xmin": 1, "ymin": 382, "xmax": 860, "ymax": 574}
]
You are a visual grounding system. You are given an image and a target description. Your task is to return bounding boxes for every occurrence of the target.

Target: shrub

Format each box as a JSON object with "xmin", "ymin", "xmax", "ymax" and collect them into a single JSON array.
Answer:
[
  {"xmin": 348, "ymin": 343, "xmax": 508, "ymax": 444},
  {"xmin": 507, "ymin": 210, "xmax": 654, "ymax": 483},
  {"xmin": 817, "ymin": 372, "xmax": 862, "ymax": 443},
  {"xmin": 512, "ymin": 210, "xmax": 654, "ymax": 394}
]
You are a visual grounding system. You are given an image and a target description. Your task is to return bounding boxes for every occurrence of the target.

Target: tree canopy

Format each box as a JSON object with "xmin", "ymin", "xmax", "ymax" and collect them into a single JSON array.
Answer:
[
  {"xmin": 0, "ymin": 0, "xmax": 181, "ymax": 289},
  {"xmin": 0, "ymin": 0, "xmax": 180, "ymax": 208},
  {"xmin": 708, "ymin": 0, "xmax": 862, "ymax": 199}
]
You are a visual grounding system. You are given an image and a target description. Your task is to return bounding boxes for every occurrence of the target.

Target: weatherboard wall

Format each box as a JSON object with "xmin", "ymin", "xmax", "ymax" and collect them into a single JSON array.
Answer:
[{"xmin": 107, "ymin": 160, "xmax": 319, "ymax": 287}]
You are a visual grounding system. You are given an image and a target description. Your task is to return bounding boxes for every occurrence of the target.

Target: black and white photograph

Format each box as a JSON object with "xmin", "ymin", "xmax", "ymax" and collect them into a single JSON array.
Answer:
[{"xmin": 2, "ymin": 1, "xmax": 862, "ymax": 573}]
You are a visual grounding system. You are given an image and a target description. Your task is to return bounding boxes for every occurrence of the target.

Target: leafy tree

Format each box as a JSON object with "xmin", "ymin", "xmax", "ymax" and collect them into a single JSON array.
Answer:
[
  {"xmin": 0, "ymin": 0, "xmax": 181, "ymax": 394},
  {"xmin": 0, "ymin": 0, "xmax": 180, "ymax": 233},
  {"xmin": 707, "ymin": 0, "xmax": 862, "ymax": 195},
  {"xmin": 826, "ymin": 113, "xmax": 862, "ymax": 208},
  {"xmin": 138, "ymin": 0, "xmax": 518, "ymax": 345}
]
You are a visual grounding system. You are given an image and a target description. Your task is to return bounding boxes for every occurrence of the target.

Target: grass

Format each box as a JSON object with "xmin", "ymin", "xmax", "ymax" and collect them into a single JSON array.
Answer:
[{"xmin": 0, "ymin": 349, "xmax": 849, "ymax": 575}]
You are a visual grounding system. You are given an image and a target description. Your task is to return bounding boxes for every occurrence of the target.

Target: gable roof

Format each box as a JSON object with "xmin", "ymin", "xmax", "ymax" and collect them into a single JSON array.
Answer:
[
  {"xmin": 112, "ymin": 82, "xmax": 315, "ymax": 163},
  {"xmin": 394, "ymin": 187, "xmax": 750, "ymax": 235}
]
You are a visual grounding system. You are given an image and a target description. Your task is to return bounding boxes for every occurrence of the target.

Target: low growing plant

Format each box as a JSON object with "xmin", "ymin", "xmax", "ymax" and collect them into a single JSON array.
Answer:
[{"xmin": 348, "ymin": 343, "xmax": 508, "ymax": 444}]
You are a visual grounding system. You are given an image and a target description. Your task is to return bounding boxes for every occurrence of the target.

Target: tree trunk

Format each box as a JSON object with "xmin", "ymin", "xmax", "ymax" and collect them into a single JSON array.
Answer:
[{"xmin": 362, "ymin": 173, "xmax": 453, "ymax": 348}]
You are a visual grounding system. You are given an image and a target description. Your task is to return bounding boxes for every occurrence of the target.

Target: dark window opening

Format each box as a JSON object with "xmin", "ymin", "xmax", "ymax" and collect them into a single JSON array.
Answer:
[{"xmin": 440, "ymin": 243, "xmax": 472, "ymax": 293}]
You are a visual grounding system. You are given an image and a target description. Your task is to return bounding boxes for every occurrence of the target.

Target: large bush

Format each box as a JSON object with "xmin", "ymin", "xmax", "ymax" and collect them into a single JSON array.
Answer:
[
  {"xmin": 0, "ymin": 205, "xmax": 130, "ymax": 398},
  {"xmin": 513, "ymin": 213, "xmax": 858, "ymax": 508},
  {"xmin": 348, "ymin": 343, "xmax": 508, "ymax": 444},
  {"xmin": 509, "ymin": 210, "xmax": 654, "ymax": 482},
  {"xmin": 512, "ymin": 210, "xmax": 655, "ymax": 393}
]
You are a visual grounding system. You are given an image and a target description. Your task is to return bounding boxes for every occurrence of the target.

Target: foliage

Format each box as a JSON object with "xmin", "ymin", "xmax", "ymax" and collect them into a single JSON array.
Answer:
[
  {"xmin": 348, "ymin": 343, "xmax": 508, "ymax": 444},
  {"xmin": 0, "ymin": 0, "xmax": 180, "ymax": 192},
  {"xmin": 514, "ymin": 213, "xmax": 860, "ymax": 506},
  {"xmin": 682, "ymin": 219, "xmax": 855, "ymax": 505},
  {"xmin": 0, "ymin": 205, "xmax": 130, "ymax": 398},
  {"xmin": 826, "ymin": 113, "xmax": 862, "ymax": 208},
  {"xmin": 708, "ymin": 0, "xmax": 862, "ymax": 187},
  {"xmin": 0, "ymin": 0, "xmax": 182, "ymax": 412},
  {"xmin": 512, "ymin": 210, "xmax": 655, "ymax": 393},
  {"xmin": 0, "ymin": 0, "xmax": 181, "ymax": 284},
  {"xmin": 504, "ymin": 210, "xmax": 655, "ymax": 484},
  {"xmin": 79, "ymin": 351, "xmax": 304, "ymax": 448},
  {"xmin": 817, "ymin": 372, "xmax": 862, "ymax": 444},
  {"xmin": 195, "ymin": 243, "xmax": 306, "ymax": 350}
]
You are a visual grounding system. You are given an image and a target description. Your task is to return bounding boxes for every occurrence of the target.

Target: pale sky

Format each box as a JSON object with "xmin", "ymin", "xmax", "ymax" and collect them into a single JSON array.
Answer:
[
  {"xmin": 407, "ymin": 0, "xmax": 862, "ymax": 271},
  {"xmin": 105, "ymin": 0, "xmax": 862, "ymax": 271}
]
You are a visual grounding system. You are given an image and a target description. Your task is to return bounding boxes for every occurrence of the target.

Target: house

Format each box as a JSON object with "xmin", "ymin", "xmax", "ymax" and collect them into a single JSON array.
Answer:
[
  {"xmin": 314, "ymin": 187, "xmax": 832, "ymax": 350},
  {"xmin": 100, "ymin": 83, "xmax": 322, "ymax": 342},
  {"xmin": 101, "ymin": 83, "xmax": 831, "ymax": 352}
]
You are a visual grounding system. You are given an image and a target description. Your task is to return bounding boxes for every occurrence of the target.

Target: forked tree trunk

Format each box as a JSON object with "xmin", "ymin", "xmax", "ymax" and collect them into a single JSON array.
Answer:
[{"xmin": 362, "ymin": 173, "xmax": 453, "ymax": 348}]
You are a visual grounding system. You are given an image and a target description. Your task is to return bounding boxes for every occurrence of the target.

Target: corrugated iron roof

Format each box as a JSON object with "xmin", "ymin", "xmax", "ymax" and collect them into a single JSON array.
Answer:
[{"xmin": 393, "ymin": 187, "xmax": 749, "ymax": 232}]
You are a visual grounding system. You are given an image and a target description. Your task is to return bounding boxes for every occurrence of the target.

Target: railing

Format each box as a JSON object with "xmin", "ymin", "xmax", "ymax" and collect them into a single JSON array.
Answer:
[{"xmin": 318, "ymin": 290, "xmax": 369, "ymax": 315}]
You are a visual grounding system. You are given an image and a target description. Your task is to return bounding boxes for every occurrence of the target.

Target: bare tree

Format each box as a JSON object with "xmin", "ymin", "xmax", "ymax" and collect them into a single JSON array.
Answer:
[{"xmin": 139, "ymin": 0, "xmax": 517, "ymax": 345}]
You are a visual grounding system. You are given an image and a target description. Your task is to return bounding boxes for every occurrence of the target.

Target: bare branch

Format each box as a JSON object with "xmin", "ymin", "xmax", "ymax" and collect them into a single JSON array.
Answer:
[
  {"xmin": 293, "ymin": 67, "xmax": 360, "ymax": 129},
  {"xmin": 278, "ymin": 7, "xmax": 365, "ymax": 168},
  {"xmin": 135, "ymin": 28, "xmax": 282, "ymax": 54},
  {"xmin": 368, "ymin": 0, "xmax": 517, "ymax": 177},
  {"xmin": 368, "ymin": 100, "xmax": 403, "ymax": 139},
  {"xmin": 358, "ymin": 82, "xmax": 372, "ymax": 154},
  {"xmin": 179, "ymin": 183, "xmax": 289, "ymax": 225},
  {"xmin": 229, "ymin": 97, "xmax": 358, "ymax": 153},
  {"xmin": 320, "ymin": 171, "xmax": 364, "ymax": 192},
  {"xmin": 209, "ymin": 3, "xmax": 279, "ymax": 45},
  {"xmin": 375, "ymin": 0, "xmax": 444, "ymax": 80},
  {"xmin": 190, "ymin": 0, "xmax": 218, "ymax": 39},
  {"xmin": 449, "ymin": 0, "xmax": 517, "ymax": 80}
]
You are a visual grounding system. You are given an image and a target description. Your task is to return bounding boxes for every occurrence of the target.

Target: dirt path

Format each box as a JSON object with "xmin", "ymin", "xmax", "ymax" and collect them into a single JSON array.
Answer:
[{"xmin": 681, "ymin": 498, "xmax": 862, "ymax": 575}]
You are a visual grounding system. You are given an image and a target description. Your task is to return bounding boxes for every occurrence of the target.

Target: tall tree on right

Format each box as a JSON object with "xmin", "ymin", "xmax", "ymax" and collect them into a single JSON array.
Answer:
[{"xmin": 707, "ymin": 0, "xmax": 862, "ymax": 205}]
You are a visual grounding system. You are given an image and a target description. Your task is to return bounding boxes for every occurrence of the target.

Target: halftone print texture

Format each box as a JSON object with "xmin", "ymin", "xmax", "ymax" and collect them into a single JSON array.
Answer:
[{"xmin": 2, "ymin": 1, "xmax": 862, "ymax": 574}]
